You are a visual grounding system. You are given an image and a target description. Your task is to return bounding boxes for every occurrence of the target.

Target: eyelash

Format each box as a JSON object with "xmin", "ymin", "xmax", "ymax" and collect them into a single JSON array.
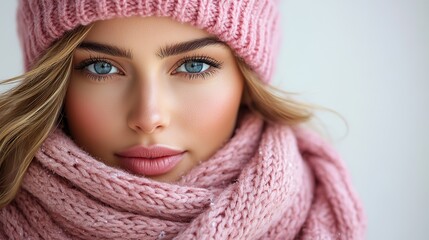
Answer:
[
  {"xmin": 74, "ymin": 56, "xmax": 122, "ymax": 82},
  {"xmin": 74, "ymin": 55, "xmax": 223, "ymax": 82},
  {"xmin": 172, "ymin": 54, "xmax": 223, "ymax": 80}
]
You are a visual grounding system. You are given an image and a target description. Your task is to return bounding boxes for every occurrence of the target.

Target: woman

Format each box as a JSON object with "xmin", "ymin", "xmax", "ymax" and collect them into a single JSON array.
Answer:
[{"xmin": 0, "ymin": 0, "xmax": 365, "ymax": 239}]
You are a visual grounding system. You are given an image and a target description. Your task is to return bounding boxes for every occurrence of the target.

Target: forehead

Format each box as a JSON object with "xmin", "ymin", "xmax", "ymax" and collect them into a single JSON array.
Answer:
[{"xmin": 85, "ymin": 16, "xmax": 216, "ymax": 50}]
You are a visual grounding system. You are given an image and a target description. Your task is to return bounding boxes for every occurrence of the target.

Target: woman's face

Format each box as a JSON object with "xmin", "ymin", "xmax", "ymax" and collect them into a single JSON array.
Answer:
[{"xmin": 65, "ymin": 17, "xmax": 244, "ymax": 182}]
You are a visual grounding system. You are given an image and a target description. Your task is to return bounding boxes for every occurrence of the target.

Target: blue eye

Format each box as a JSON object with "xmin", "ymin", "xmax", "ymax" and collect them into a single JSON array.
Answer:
[
  {"xmin": 86, "ymin": 61, "xmax": 119, "ymax": 75},
  {"xmin": 172, "ymin": 56, "xmax": 223, "ymax": 80},
  {"xmin": 176, "ymin": 61, "xmax": 210, "ymax": 74}
]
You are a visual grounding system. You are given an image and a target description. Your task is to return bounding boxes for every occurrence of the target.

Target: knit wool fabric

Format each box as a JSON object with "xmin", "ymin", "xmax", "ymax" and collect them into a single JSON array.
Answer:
[
  {"xmin": 0, "ymin": 114, "xmax": 366, "ymax": 239},
  {"xmin": 17, "ymin": 0, "xmax": 280, "ymax": 83}
]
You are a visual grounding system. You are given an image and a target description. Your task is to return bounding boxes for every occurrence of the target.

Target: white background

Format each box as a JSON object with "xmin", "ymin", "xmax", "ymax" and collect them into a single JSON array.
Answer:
[{"xmin": 1, "ymin": 1, "xmax": 428, "ymax": 239}]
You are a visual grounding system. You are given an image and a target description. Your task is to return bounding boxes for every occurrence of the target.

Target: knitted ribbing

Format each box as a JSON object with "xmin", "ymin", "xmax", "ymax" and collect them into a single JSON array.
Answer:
[
  {"xmin": 17, "ymin": 0, "xmax": 280, "ymax": 83},
  {"xmin": 0, "ymin": 114, "xmax": 366, "ymax": 239}
]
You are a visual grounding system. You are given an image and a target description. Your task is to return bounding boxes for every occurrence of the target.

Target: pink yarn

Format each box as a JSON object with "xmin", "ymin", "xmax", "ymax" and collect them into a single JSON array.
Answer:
[
  {"xmin": 0, "ymin": 114, "xmax": 366, "ymax": 239},
  {"xmin": 17, "ymin": 0, "xmax": 280, "ymax": 83}
]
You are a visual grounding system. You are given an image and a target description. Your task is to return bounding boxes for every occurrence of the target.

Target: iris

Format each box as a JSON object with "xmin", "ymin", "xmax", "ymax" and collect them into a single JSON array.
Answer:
[
  {"xmin": 93, "ymin": 61, "xmax": 113, "ymax": 74},
  {"xmin": 184, "ymin": 61, "xmax": 204, "ymax": 73}
]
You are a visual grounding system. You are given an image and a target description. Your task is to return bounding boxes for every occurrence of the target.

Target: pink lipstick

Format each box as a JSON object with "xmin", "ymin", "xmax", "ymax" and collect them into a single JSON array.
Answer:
[{"xmin": 115, "ymin": 145, "xmax": 185, "ymax": 176}]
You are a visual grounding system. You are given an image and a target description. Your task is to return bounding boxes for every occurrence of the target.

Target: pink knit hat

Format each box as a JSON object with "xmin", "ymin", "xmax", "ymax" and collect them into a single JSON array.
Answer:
[{"xmin": 17, "ymin": 0, "xmax": 280, "ymax": 83}]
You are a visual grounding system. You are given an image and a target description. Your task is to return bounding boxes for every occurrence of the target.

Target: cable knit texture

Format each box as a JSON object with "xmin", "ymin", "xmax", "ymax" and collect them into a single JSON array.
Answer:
[
  {"xmin": 0, "ymin": 114, "xmax": 365, "ymax": 239},
  {"xmin": 17, "ymin": 0, "xmax": 280, "ymax": 83}
]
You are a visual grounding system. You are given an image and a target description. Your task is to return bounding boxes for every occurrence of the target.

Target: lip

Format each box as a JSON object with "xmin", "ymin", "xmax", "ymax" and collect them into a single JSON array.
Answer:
[{"xmin": 115, "ymin": 145, "xmax": 186, "ymax": 176}]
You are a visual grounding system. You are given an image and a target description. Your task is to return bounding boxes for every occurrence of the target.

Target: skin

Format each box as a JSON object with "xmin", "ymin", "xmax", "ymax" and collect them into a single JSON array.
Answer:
[{"xmin": 65, "ymin": 16, "xmax": 244, "ymax": 182}]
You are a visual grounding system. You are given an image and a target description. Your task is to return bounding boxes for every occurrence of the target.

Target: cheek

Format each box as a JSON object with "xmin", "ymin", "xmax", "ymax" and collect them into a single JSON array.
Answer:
[
  {"xmin": 64, "ymin": 84, "xmax": 120, "ymax": 143},
  {"xmin": 66, "ymin": 96, "xmax": 99, "ymax": 131},
  {"xmin": 180, "ymin": 77, "xmax": 244, "ymax": 152},
  {"xmin": 199, "ymin": 92, "xmax": 241, "ymax": 129}
]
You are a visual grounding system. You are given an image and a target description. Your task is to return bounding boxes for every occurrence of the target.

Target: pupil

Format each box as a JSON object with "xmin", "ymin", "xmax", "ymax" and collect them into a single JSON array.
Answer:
[
  {"xmin": 94, "ymin": 62, "xmax": 112, "ymax": 74},
  {"xmin": 185, "ymin": 61, "xmax": 203, "ymax": 73}
]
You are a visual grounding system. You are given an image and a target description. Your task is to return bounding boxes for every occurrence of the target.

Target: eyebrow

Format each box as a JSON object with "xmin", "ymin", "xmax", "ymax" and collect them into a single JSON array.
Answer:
[
  {"xmin": 156, "ymin": 37, "xmax": 226, "ymax": 58},
  {"xmin": 77, "ymin": 41, "xmax": 133, "ymax": 59},
  {"xmin": 77, "ymin": 37, "xmax": 226, "ymax": 59}
]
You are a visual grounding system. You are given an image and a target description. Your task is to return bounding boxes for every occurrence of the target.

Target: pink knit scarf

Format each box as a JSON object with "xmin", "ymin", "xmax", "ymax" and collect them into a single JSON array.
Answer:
[{"xmin": 0, "ymin": 114, "xmax": 365, "ymax": 239}]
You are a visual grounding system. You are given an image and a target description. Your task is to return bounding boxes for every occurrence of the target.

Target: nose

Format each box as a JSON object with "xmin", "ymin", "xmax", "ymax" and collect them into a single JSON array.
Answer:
[{"xmin": 127, "ymin": 80, "xmax": 170, "ymax": 134}]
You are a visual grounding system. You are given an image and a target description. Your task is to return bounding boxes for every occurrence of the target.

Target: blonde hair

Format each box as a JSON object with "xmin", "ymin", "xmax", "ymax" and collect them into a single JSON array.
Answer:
[
  {"xmin": 0, "ymin": 26, "xmax": 92, "ymax": 208},
  {"xmin": 0, "ymin": 25, "xmax": 323, "ymax": 208},
  {"xmin": 237, "ymin": 59, "xmax": 315, "ymax": 125}
]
